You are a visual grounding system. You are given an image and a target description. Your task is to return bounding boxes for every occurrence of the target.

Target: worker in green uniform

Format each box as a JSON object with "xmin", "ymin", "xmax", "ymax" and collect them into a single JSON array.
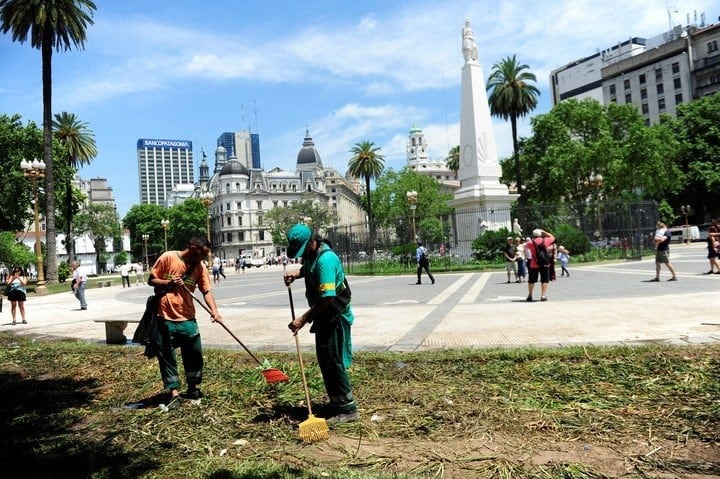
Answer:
[{"xmin": 283, "ymin": 223, "xmax": 358, "ymax": 423}]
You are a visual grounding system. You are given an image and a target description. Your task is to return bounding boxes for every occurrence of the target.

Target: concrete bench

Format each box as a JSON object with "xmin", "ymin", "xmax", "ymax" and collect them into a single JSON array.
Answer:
[
  {"xmin": 94, "ymin": 318, "xmax": 140, "ymax": 344},
  {"xmin": 96, "ymin": 280, "xmax": 115, "ymax": 288}
]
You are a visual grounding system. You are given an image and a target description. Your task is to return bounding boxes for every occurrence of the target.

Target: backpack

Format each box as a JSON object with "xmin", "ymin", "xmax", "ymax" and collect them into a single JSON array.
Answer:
[{"xmin": 534, "ymin": 239, "xmax": 550, "ymax": 267}]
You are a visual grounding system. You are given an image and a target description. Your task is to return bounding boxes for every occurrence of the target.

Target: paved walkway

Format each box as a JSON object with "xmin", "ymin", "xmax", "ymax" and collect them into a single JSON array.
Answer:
[{"xmin": 2, "ymin": 243, "xmax": 719, "ymax": 352}]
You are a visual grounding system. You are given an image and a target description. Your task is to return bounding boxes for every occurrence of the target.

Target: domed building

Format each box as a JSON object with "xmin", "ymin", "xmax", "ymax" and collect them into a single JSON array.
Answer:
[{"xmin": 197, "ymin": 131, "xmax": 365, "ymax": 262}]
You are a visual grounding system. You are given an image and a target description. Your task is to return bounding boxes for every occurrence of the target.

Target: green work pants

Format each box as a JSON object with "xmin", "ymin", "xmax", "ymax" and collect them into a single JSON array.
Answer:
[
  {"xmin": 315, "ymin": 319, "xmax": 356, "ymax": 414},
  {"xmin": 156, "ymin": 319, "xmax": 203, "ymax": 391}
]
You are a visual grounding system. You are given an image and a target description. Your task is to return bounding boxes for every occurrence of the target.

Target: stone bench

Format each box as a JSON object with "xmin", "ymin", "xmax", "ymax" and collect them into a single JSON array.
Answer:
[
  {"xmin": 96, "ymin": 280, "xmax": 115, "ymax": 288},
  {"xmin": 94, "ymin": 318, "xmax": 140, "ymax": 344}
]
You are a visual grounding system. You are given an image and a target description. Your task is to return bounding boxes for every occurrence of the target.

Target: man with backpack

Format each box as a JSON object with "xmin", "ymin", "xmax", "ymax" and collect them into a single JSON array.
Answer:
[
  {"xmin": 525, "ymin": 228, "xmax": 555, "ymax": 302},
  {"xmin": 415, "ymin": 242, "xmax": 435, "ymax": 285}
]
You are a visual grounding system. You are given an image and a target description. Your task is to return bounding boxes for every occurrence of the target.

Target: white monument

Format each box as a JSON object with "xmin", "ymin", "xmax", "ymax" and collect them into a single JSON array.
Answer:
[{"xmin": 450, "ymin": 17, "xmax": 518, "ymax": 255}]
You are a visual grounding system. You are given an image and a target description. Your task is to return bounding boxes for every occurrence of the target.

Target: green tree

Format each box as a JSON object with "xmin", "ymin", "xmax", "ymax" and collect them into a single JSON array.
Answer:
[
  {"xmin": 487, "ymin": 55, "xmax": 540, "ymax": 199},
  {"xmin": 521, "ymin": 99, "xmax": 681, "ymax": 207},
  {"xmin": 0, "ymin": 114, "xmax": 43, "ymax": 231},
  {"xmin": 0, "ymin": 0, "xmax": 97, "ymax": 283},
  {"xmin": 166, "ymin": 199, "xmax": 209, "ymax": 251},
  {"xmin": 370, "ymin": 168, "xmax": 453, "ymax": 242},
  {"xmin": 667, "ymin": 92, "xmax": 720, "ymax": 219},
  {"xmin": 266, "ymin": 196, "xmax": 339, "ymax": 246},
  {"xmin": 73, "ymin": 203, "xmax": 119, "ymax": 274},
  {"xmin": 348, "ymin": 140, "xmax": 385, "ymax": 242},
  {"xmin": 445, "ymin": 145, "xmax": 459, "ymax": 174},
  {"xmin": 0, "ymin": 231, "xmax": 35, "ymax": 269},
  {"xmin": 122, "ymin": 203, "xmax": 168, "ymax": 262},
  {"xmin": 53, "ymin": 111, "xmax": 97, "ymax": 264}
]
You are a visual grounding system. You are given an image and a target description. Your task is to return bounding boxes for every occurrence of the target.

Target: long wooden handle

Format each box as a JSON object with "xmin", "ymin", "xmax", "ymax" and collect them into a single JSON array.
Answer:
[
  {"xmin": 183, "ymin": 284, "xmax": 264, "ymax": 367},
  {"xmin": 289, "ymin": 286, "xmax": 313, "ymax": 416}
]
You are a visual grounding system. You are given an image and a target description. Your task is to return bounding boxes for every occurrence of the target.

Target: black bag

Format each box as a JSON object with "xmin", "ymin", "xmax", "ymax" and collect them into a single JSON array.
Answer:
[
  {"xmin": 2, "ymin": 283, "xmax": 10, "ymax": 297},
  {"xmin": 132, "ymin": 295, "xmax": 162, "ymax": 358},
  {"xmin": 534, "ymin": 239, "xmax": 550, "ymax": 267}
]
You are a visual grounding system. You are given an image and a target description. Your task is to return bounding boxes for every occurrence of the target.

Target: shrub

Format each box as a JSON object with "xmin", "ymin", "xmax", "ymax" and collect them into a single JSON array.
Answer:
[
  {"xmin": 471, "ymin": 227, "xmax": 516, "ymax": 261},
  {"xmin": 553, "ymin": 224, "xmax": 591, "ymax": 255}
]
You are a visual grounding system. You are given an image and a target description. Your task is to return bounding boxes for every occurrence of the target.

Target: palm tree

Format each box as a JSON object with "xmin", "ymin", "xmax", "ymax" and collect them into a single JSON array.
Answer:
[
  {"xmin": 0, "ymin": 0, "xmax": 96, "ymax": 283},
  {"xmin": 348, "ymin": 140, "xmax": 385, "ymax": 244},
  {"xmin": 446, "ymin": 145, "xmax": 460, "ymax": 173},
  {"xmin": 53, "ymin": 111, "xmax": 97, "ymax": 263},
  {"xmin": 486, "ymin": 54, "xmax": 540, "ymax": 199}
]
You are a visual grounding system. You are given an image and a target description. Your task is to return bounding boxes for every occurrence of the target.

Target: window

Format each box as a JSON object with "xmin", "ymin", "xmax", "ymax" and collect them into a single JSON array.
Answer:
[
  {"xmin": 640, "ymin": 88, "xmax": 647, "ymax": 100},
  {"xmin": 639, "ymin": 73, "xmax": 646, "ymax": 84},
  {"xmin": 675, "ymin": 92, "xmax": 683, "ymax": 104},
  {"xmin": 641, "ymin": 103, "xmax": 649, "ymax": 114},
  {"xmin": 656, "ymin": 83, "xmax": 664, "ymax": 94},
  {"xmin": 226, "ymin": 202, "xmax": 231, "ymax": 211},
  {"xmin": 658, "ymin": 98, "xmax": 666, "ymax": 112},
  {"xmin": 623, "ymin": 79, "xmax": 630, "ymax": 90},
  {"xmin": 672, "ymin": 62, "xmax": 680, "ymax": 74},
  {"xmin": 673, "ymin": 78, "xmax": 681, "ymax": 90},
  {"xmin": 655, "ymin": 68, "xmax": 663, "ymax": 80},
  {"xmin": 609, "ymin": 84, "xmax": 616, "ymax": 95},
  {"xmin": 256, "ymin": 201, "xmax": 262, "ymax": 210},
  {"xmin": 625, "ymin": 93, "xmax": 632, "ymax": 103}
]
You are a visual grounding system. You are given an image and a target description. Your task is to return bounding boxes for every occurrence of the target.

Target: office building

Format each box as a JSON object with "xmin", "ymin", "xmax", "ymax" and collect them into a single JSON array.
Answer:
[
  {"xmin": 136, "ymin": 138, "xmax": 194, "ymax": 205},
  {"xmin": 216, "ymin": 130, "xmax": 262, "ymax": 170},
  {"xmin": 550, "ymin": 16, "xmax": 720, "ymax": 124}
]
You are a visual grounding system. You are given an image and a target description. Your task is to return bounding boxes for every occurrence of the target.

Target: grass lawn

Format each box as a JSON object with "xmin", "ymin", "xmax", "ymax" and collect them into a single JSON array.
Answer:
[{"xmin": 0, "ymin": 333, "xmax": 717, "ymax": 478}]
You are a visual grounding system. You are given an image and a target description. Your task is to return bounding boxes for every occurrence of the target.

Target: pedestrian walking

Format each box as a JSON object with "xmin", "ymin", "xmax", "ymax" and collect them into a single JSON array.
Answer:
[
  {"xmin": 70, "ymin": 261, "xmax": 88, "ymax": 310},
  {"xmin": 415, "ymin": 242, "xmax": 435, "ymax": 285},
  {"xmin": 120, "ymin": 263, "xmax": 131, "ymax": 288},
  {"xmin": 651, "ymin": 221, "xmax": 677, "ymax": 281},
  {"xmin": 503, "ymin": 237, "xmax": 519, "ymax": 283},
  {"xmin": 515, "ymin": 237, "xmax": 527, "ymax": 282},
  {"xmin": 283, "ymin": 223, "xmax": 358, "ymax": 424},
  {"xmin": 212, "ymin": 256, "xmax": 221, "ymax": 285},
  {"xmin": 7, "ymin": 267, "xmax": 27, "ymax": 324},
  {"xmin": 148, "ymin": 235, "xmax": 221, "ymax": 406},
  {"xmin": 703, "ymin": 225, "xmax": 720, "ymax": 274},
  {"xmin": 134, "ymin": 262, "xmax": 144, "ymax": 286},
  {"xmin": 525, "ymin": 228, "xmax": 555, "ymax": 302},
  {"xmin": 558, "ymin": 246, "xmax": 570, "ymax": 277}
]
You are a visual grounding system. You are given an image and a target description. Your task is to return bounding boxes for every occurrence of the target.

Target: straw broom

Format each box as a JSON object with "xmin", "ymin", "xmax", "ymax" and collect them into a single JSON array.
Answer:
[{"xmin": 288, "ymin": 285, "xmax": 329, "ymax": 442}]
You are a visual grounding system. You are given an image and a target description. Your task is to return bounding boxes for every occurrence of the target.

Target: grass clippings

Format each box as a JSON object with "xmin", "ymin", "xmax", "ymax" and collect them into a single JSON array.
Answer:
[{"xmin": 0, "ymin": 334, "xmax": 718, "ymax": 478}]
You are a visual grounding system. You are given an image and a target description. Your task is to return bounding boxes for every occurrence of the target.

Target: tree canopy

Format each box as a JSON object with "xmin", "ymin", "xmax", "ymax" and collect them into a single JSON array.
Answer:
[{"xmin": 265, "ymin": 196, "xmax": 339, "ymax": 246}]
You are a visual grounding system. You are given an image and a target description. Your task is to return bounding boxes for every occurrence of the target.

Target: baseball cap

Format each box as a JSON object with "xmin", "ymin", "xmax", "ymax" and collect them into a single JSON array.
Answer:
[{"xmin": 286, "ymin": 224, "xmax": 312, "ymax": 259}]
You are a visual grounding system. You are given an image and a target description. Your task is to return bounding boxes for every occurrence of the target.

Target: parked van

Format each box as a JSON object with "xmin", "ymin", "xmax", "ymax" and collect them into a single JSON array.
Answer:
[{"xmin": 667, "ymin": 226, "xmax": 699, "ymax": 243}]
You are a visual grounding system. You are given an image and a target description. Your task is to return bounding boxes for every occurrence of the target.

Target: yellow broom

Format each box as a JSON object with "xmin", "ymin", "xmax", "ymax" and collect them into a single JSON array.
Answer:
[{"xmin": 289, "ymin": 285, "xmax": 329, "ymax": 442}]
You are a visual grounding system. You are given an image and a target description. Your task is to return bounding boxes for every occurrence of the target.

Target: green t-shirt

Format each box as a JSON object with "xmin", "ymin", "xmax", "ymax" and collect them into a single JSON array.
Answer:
[{"xmin": 304, "ymin": 244, "xmax": 354, "ymax": 326}]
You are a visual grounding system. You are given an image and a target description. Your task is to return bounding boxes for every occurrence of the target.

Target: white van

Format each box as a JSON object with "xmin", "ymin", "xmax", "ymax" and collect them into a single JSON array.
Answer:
[{"xmin": 667, "ymin": 226, "xmax": 699, "ymax": 243}]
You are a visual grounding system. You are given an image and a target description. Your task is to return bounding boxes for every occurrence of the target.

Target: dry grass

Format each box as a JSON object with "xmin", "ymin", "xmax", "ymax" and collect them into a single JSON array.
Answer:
[{"xmin": 0, "ymin": 333, "xmax": 718, "ymax": 478}]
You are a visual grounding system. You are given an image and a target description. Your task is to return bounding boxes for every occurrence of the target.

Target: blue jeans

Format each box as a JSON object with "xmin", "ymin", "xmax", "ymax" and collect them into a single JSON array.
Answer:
[{"xmin": 74, "ymin": 281, "xmax": 87, "ymax": 308}]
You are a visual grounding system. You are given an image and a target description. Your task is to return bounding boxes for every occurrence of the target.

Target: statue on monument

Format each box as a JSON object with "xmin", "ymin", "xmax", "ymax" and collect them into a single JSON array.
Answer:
[{"xmin": 462, "ymin": 17, "xmax": 478, "ymax": 64}]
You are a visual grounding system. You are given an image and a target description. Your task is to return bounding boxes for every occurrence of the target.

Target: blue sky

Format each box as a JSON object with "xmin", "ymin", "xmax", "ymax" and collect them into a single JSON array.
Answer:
[{"xmin": 1, "ymin": 0, "xmax": 715, "ymax": 217}]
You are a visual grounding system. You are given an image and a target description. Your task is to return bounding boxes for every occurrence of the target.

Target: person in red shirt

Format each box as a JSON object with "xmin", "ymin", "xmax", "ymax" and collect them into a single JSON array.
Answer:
[{"xmin": 524, "ymin": 228, "xmax": 555, "ymax": 302}]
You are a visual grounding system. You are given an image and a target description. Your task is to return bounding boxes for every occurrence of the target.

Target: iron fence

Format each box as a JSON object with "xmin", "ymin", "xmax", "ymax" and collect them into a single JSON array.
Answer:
[{"xmin": 325, "ymin": 201, "xmax": 660, "ymax": 273}]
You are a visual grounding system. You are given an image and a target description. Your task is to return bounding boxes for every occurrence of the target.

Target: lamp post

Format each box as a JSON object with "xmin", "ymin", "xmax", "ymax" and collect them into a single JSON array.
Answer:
[
  {"xmin": 680, "ymin": 205, "xmax": 692, "ymax": 243},
  {"xmin": 406, "ymin": 190, "xmax": 418, "ymax": 241},
  {"xmin": 588, "ymin": 173, "xmax": 604, "ymax": 240},
  {"xmin": 161, "ymin": 219, "xmax": 169, "ymax": 251},
  {"xmin": 20, "ymin": 158, "xmax": 48, "ymax": 295},
  {"xmin": 141, "ymin": 234, "xmax": 149, "ymax": 271},
  {"xmin": 200, "ymin": 191, "xmax": 214, "ymax": 262}
]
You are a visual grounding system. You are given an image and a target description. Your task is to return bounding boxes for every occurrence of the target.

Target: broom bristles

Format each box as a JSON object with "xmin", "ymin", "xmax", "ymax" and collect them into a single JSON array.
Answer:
[
  {"xmin": 299, "ymin": 414, "xmax": 329, "ymax": 442},
  {"xmin": 262, "ymin": 368, "xmax": 290, "ymax": 384}
]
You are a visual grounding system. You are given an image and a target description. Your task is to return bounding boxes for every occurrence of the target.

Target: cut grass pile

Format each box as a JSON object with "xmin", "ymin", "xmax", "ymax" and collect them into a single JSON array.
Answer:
[{"xmin": 0, "ymin": 333, "xmax": 718, "ymax": 478}]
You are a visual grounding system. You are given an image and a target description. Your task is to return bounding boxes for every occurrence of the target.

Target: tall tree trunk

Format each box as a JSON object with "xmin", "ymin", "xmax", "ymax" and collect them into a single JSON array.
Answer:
[
  {"xmin": 66, "ymin": 180, "xmax": 75, "ymax": 264},
  {"xmin": 42, "ymin": 38, "xmax": 58, "ymax": 283},
  {"xmin": 511, "ymin": 115, "xmax": 522, "ymax": 200}
]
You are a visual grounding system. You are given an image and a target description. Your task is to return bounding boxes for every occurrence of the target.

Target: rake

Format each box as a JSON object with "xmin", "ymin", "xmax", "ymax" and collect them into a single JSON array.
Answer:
[
  {"xmin": 183, "ymin": 284, "xmax": 289, "ymax": 384},
  {"xmin": 288, "ymin": 285, "xmax": 329, "ymax": 442}
]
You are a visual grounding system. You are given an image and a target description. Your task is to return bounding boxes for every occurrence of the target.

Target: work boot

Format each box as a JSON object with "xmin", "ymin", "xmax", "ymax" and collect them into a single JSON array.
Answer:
[
  {"xmin": 181, "ymin": 388, "xmax": 204, "ymax": 400},
  {"xmin": 327, "ymin": 410, "xmax": 359, "ymax": 424}
]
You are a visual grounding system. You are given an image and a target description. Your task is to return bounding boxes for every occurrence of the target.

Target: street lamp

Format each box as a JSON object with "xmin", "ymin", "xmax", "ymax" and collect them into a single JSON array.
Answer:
[
  {"xmin": 141, "ymin": 234, "xmax": 149, "ymax": 271},
  {"xmin": 680, "ymin": 205, "xmax": 692, "ymax": 243},
  {"xmin": 406, "ymin": 190, "xmax": 418, "ymax": 241},
  {"xmin": 20, "ymin": 158, "xmax": 48, "ymax": 295},
  {"xmin": 161, "ymin": 219, "xmax": 169, "ymax": 251},
  {"xmin": 200, "ymin": 191, "xmax": 214, "ymax": 262},
  {"xmin": 588, "ymin": 173, "xmax": 604, "ymax": 240}
]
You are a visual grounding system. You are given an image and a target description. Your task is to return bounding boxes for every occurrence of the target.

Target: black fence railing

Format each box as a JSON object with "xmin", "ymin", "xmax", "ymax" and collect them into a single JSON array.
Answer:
[{"xmin": 325, "ymin": 201, "xmax": 660, "ymax": 273}]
